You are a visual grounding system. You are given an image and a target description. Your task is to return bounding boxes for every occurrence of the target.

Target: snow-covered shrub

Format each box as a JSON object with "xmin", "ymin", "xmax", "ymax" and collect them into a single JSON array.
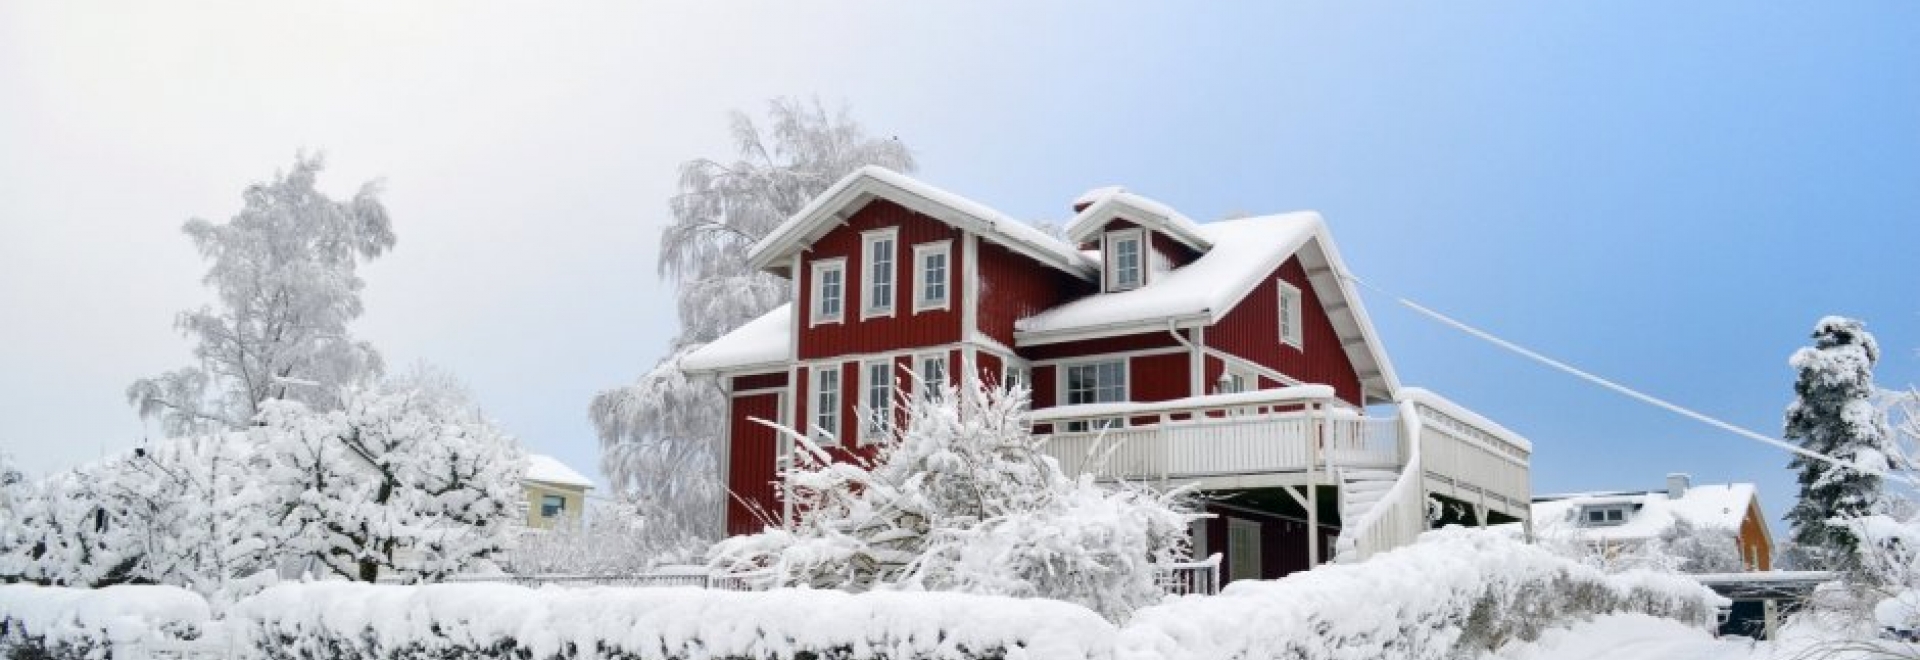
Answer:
[
  {"xmin": 507, "ymin": 498, "xmax": 699, "ymax": 575},
  {"xmin": 710, "ymin": 377, "xmax": 1196, "ymax": 621},
  {"xmin": 258, "ymin": 376, "xmax": 526, "ymax": 584},
  {"xmin": 232, "ymin": 581, "xmax": 1111, "ymax": 660},
  {"xmin": 0, "ymin": 584, "xmax": 212, "ymax": 660},
  {"xmin": 0, "ymin": 436, "xmax": 277, "ymax": 601},
  {"xmin": 1114, "ymin": 528, "xmax": 1724, "ymax": 660}
]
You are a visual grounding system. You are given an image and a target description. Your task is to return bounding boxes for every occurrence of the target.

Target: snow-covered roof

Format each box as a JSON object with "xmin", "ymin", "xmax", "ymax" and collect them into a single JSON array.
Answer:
[
  {"xmin": 1532, "ymin": 483, "xmax": 1759, "ymax": 543},
  {"xmin": 680, "ymin": 303, "xmax": 792, "ymax": 374},
  {"xmin": 524, "ymin": 453, "xmax": 594, "ymax": 489},
  {"xmin": 1063, "ymin": 187, "xmax": 1213, "ymax": 253},
  {"xmin": 746, "ymin": 167, "xmax": 1097, "ymax": 280},
  {"xmin": 1017, "ymin": 211, "xmax": 1400, "ymax": 403}
]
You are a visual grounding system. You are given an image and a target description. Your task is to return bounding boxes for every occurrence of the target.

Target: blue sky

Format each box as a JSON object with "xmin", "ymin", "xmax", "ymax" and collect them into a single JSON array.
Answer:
[{"xmin": 2, "ymin": 3, "xmax": 1915, "ymax": 531}]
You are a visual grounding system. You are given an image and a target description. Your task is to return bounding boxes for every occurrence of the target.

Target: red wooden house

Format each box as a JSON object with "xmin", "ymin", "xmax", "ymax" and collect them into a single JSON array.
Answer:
[{"xmin": 682, "ymin": 167, "xmax": 1532, "ymax": 583}]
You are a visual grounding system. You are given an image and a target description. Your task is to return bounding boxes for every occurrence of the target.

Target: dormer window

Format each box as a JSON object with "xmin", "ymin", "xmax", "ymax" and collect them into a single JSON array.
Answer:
[
  {"xmin": 1105, "ymin": 229, "xmax": 1144, "ymax": 291},
  {"xmin": 862, "ymin": 229, "xmax": 898, "ymax": 318},
  {"xmin": 1580, "ymin": 505, "xmax": 1631, "ymax": 527}
]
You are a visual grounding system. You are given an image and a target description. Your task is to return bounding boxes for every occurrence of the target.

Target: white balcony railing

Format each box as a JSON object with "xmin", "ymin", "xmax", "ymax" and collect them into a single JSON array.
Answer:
[{"xmin": 1029, "ymin": 385, "xmax": 1396, "ymax": 484}]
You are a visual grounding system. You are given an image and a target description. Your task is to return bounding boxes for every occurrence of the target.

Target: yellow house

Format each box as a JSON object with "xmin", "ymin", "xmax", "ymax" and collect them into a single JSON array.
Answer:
[{"xmin": 523, "ymin": 453, "xmax": 593, "ymax": 529}]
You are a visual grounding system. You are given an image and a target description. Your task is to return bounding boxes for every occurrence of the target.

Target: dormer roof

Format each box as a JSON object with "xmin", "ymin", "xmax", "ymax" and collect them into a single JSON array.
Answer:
[
  {"xmin": 1018, "ymin": 211, "xmax": 1400, "ymax": 403},
  {"xmin": 746, "ymin": 166, "xmax": 1097, "ymax": 280},
  {"xmin": 1064, "ymin": 187, "xmax": 1213, "ymax": 253}
]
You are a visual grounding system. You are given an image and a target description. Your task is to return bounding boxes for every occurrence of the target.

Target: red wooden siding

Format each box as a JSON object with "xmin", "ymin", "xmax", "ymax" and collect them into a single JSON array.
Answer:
[
  {"xmin": 726, "ymin": 392, "xmax": 783, "ymax": 536},
  {"xmin": 1149, "ymin": 230, "xmax": 1202, "ymax": 271},
  {"xmin": 797, "ymin": 200, "xmax": 965, "ymax": 360},
  {"xmin": 1020, "ymin": 331, "xmax": 1180, "ymax": 362},
  {"xmin": 1126, "ymin": 352, "xmax": 1191, "ymax": 425},
  {"xmin": 732, "ymin": 371, "xmax": 788, "ymax": 392},
  {"xmin": 1207, "ymin": 257, "xmax": 1364, "ymax": 406},
  {"xmin": 975, "ymin": 352, "xmax": 1003, "ymax": 387},
  {"xmin": 976, "ymin": 240, "xmax": 1093, "ymax": 347},
  {"xmin": 1204, "ymin": 504, "xmax": 1339, "ymax": 584}
]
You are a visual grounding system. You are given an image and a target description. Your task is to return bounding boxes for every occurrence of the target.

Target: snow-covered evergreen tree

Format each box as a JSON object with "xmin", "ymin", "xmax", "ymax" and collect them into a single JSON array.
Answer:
[
  {"xmin": 590, "ymin": 99, "xmax": 914, "ymax": 543},
  {"xmin": 1785, "ymin": 316, "xmax": 1894, "ymax": 569},
  {"xmin": 710, "ymin": 377, "xmax": 1196, "ymax": 622},
  {"xmin": 259, "ymin": 371, "xmax": 526, "ymax": 583},
  {"xmin": 128, "ymin": 153, "xmax": 394, "ymax": 435}
]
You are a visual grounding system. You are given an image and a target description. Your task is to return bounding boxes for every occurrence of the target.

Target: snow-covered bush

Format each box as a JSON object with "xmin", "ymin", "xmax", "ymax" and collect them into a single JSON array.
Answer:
[
  {"xmin": 0, "ymin": 584, "xmax": 212, "ymax": 660},
  {"xmin": 259, "ymin": 376, "xmax": 526, "ymax": 584},
  {"xmin": 1114, "ymin": 528, "xmax": 1724, "ymax": 660},
  {"xmin": 710, "ymin": 377, "xmax": 1196, "ymax": 622},
  {"xmin": 507, "ymin": 498, "xmax": 700, "ymax": 575},
  {"xmin": 233, "ymin": 581, "xmax": 1111, "ymax": 660}
]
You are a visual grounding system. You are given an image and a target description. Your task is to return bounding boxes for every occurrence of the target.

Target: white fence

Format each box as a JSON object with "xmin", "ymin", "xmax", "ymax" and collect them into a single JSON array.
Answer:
[{"xmin": 1039, "ymin": 403, "xmax": 1399, "ymax": 483}]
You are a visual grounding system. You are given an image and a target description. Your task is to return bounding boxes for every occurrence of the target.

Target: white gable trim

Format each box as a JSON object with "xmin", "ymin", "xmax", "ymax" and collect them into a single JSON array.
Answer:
[
  {"xmin": 747, "ymin": 167, "xmax": 1096, "ymax": 281},
  {"xmin": 1065, "ymin": 191, "xmax": 1213, "ymax": 253}
]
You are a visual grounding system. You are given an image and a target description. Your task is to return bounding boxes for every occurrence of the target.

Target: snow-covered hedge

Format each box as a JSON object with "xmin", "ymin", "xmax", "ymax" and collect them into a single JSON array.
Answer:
[
  {"xmin": 0, "ymin": 530, "xmax": 1727, "ymax": 660},
  {"xmin": 240, "ymin": 582, "xmax": 1112, "ymax": 660},
  {"xmin": 1114, "ymin": 528, "xmax": 1726, "ymax": 660},
  {"xmin": 0, "ymin": 584, "xmax": 211, "ymax": 660}
]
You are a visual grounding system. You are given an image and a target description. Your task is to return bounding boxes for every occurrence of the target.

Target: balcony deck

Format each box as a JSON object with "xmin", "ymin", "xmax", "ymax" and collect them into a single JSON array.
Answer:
[{"xmin": 1027, "ymin": 385, "xmax": 1532, "ymax": 521}]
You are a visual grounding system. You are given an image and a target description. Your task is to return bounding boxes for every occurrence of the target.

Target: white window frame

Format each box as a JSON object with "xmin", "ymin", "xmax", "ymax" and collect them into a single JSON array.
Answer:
[
  {"xmin": 1002, "ymin": 362, "xmax": 1031, "ymax": 393},
  {"xmin": 1217, "ymin": 368, "xmax": 1253, "ymax": 395},
  {"xmin": 912, "ymin": 240, "xmax": 952, "ymax": 314},
  {"xmin": 810, "ymin": 258, "xmax": 847, "ymax": 326},
  {"xmin": 1579, "ymin": 505, "xmax": 1631, "ymax": 527},
  {"xmin": 861, "ymin": 228, "xmax": 899, "ymax": 319},
  {"xmin": 858, "ymin": 359, "xmax": 894, "ymax": 444},
  {"xmin": 1059, "ymin": 358, "xmax": 1128, "ymax": 432},
  {"xmin": 1277, "ymin": 280, "xmax": 1303, "ymax": 348},
  {"xmin": 1104, "ymin": 228, "xmax": 1145, "ymax": 292},
  {"xmin": 812, "ymin": 366, "xmax": 841, "ymax": 443},
  {"xmin": 916, "ymin": 352, "xmax": 948, "ymax": 399}
]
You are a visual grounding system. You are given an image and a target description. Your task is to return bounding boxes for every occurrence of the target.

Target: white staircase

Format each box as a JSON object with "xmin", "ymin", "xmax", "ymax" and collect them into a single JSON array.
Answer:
[{"xmin": 1332, "ymin": 467, "xmax": 1404, "ymax": 562}]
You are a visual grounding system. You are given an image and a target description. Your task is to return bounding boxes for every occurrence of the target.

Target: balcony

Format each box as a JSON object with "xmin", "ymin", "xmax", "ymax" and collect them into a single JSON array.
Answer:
[{"xmin": 1027, "ymin": 385, "xmax": 1531, "ymax": 521}]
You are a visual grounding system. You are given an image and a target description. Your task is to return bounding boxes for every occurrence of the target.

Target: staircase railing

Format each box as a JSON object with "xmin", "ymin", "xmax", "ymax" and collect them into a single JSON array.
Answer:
[{"xmin": 1334, "ymin": 397, "xmax": 1428, "ymax": 563}]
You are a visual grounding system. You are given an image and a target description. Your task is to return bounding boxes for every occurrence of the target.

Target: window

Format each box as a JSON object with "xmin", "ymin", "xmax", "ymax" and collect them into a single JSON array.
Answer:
[
  {"xmin": 1064, "ymin": 359, "xmax": 1126, "ymax": 431},
  {"xmin": 1277, "ymin": 280, "xmax": 1303, "ymax": 348},
  {"xmin": 813, "ymin": 367, "xmax": 841, "ymax": 442},
  {"xmin": 913, "ymin": 241, "xmax": 951, "ymax": 312},
  {"xmin": 862, "ymin": 229, "xmax": 897, "ymax": 317},
  {"xmin": 540, "ymin": 494, "xmax": 566, "ymax": 518},
  {"xmin": 1217, "ymin": 371, "xmax": 1250, "ymax": 394},
  {"xmin": 1579, "ymin": 505, "xmax": 1630, "ymax": 527},
  {"xmin": 917, "ymin": 353, "xmax": 948, "ymax": 399},
  {"xmin": 1106, "ymin": 230, "xmax": 1144, "ymax": 291},
  {"xmin": 811, "ymin": 259, "xmax": 846, "ymax": 325},
  {"xmin": 1003, "ymin": 363, "xmax": 1031, "ymax": 392},
  {"xmin": 860, "ymin": 360, "xmax": 893, "ymax": 443}
]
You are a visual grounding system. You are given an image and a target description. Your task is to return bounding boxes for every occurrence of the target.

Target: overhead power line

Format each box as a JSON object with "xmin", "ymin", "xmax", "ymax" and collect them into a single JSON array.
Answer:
[{"xmin": 1343, "ymin": 274, "xmax": 1908, "ymax": 486}]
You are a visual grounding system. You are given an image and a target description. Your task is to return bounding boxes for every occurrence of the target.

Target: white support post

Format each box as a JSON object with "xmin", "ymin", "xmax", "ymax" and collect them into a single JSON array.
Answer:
[{"xmin": 1306, "ymin": 402, "xmax": 1321, "ymax": 566}]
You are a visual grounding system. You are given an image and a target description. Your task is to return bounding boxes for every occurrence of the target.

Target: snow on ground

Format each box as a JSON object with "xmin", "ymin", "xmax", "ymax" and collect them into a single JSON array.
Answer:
[{"xmin": 1486, "ymin": 614, "xmax": 1760, "ymax": 660}]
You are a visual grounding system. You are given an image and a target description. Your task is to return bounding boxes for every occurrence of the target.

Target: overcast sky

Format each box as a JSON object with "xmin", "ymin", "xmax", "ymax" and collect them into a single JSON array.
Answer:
[{"xmin": 3, "ymin": 3, "xmax": 1917, "ymax": 527}]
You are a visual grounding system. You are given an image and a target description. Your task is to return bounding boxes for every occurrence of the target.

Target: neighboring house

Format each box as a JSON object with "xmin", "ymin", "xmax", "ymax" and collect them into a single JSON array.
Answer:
[
  {"xmin": 523, "ymin": 453, "xmax": 593, "ymax": 529},
  {"xmin": 682, "ymin": 167, "xmax": 1532, "ymax": 583},
  {"xmin": 1532, "ymin": 473, "xmax": 1773, "ymax": 571}
]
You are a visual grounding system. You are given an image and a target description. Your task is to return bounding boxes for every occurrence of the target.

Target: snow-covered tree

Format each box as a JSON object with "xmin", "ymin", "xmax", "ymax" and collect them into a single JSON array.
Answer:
[
  {"xmin": 128, "ymin": 153, "xmax": 394, "ymax": 436},
  {"xmin": 591, "ymin": 99, "xmax": 914, "ymax": 543},
  {"xmin": 710, "ymin": 376, "xmax": 1196, "ymax": 622},
  {"xmin": 1786, "ymin": 316, "xmax": 1894, "ymax": 569},
  {"xmin": 259, "ymin": 372, "xmax": 525, "ymax": 583},
  {"xmin": 1657, "ymin": 518, "xmax": 1746, "ymax": 574},
  {"xmin": 0, "ymin": 435, "xmax": 280, "ymax": 605}
]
